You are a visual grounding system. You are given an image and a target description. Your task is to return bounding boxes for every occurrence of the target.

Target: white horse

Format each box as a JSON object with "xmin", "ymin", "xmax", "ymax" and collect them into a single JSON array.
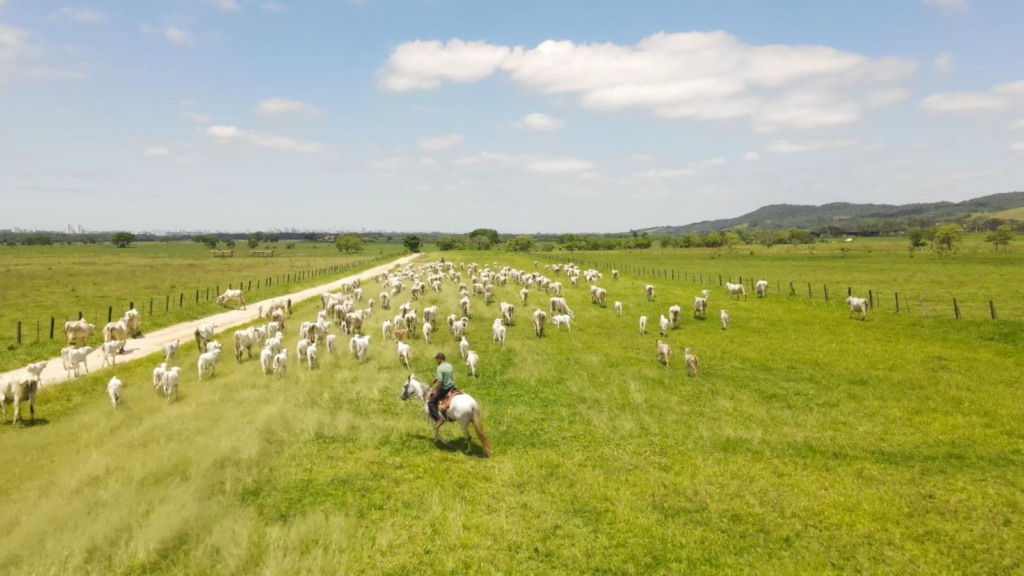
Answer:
[{"xmin": 399, "ymin": 375, "xmax": 491, "ymax": 457}]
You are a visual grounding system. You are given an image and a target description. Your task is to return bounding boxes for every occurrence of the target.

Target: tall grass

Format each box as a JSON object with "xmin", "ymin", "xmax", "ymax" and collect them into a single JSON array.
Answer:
[
  {"xmin": 0, "ymin": 241, "xmax": 406, "ymax": 371},
  {"xmin": 1, "ymin": 249, "xmax": 1021, "ymax": 574}
]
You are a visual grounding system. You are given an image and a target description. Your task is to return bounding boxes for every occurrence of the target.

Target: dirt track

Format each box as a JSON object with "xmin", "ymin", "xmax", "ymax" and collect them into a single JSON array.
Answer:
[{"xmin": 1, "ymin": 253, "xmax": 421, "ymax": 388}]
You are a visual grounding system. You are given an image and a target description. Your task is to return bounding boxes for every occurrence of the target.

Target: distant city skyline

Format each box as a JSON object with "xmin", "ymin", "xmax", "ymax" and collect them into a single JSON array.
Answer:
[{"xmin": 1, "ymin": 0, "xmax": 1022, "ymax": 233}]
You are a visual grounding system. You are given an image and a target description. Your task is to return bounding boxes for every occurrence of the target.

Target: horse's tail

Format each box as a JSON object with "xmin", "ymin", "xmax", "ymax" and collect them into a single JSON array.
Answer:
[{"xmin": 471, "ymin": 406, "xmax": 492, "ymax": 457}]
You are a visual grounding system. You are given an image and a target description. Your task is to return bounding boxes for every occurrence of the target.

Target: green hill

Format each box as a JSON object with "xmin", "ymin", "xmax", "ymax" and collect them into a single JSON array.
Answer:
[{"xmin": 642, "ymin": 191, "xmax": 1024, "ymax": 235}]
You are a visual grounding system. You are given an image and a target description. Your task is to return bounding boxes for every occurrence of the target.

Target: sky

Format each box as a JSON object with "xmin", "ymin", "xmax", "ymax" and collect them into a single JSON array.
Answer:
[{"xmin": 1, "ymin": 0, "xmax": 1023, "ymax": 234}]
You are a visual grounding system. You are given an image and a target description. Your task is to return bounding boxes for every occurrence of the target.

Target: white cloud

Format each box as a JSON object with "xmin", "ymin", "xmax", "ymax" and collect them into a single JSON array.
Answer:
[
  {"xmin": 255, "ymin": 97, "xmax": 317, "ymax": 115},
  {"xmin": 212, "ymin": 0, "xmax": 242, "ymax": 11},
  {"xmin": 933, "ymin": 53, "xmax": 955, "ymax": 75},
  {"xmin": 164, "ymin": 27, "xmax": 194, "ymax": 46},
  {"xmin": 743, "ymin": 151, "xmax": 761, "ymax": 161},
  {"xmin": 636, "ymin": 168, "xmax": 695, "ymax": 178},
  {"xmin": 993, "ymin": 81, "xmax": 1024, "ymax": 96},
  {"xmin": 767, "ymin": 139, "xmax": 860, "ymax": 154},
  {"xmin": 0, "ymin": 25, "xmax": 27, "ymax": 64},
  {"xmin": 142, "ymin": 146, "xmax": 170, "ymax": 156},
  {"xmin": 526, "ymin": 158, "xmax": 595, "ymax": 173},
  {"xmin": 920, "ymin": 92, "xmax": 1008, "ymax": 112},
  {"xmin": 262, "ymin": 2, "xmax": 287, "ymax": 11},
  {"xmin": 923, "ymin": 0, "xmax": 969, "ymax": 8},
  {"xmin": 1011, "ymin": 142, "xmax": 1024, "ymax": 153},
  {"xmin": 696, "ymin": 157, "xmax": 727, "ymax": 168},
  {"xmin": 515, "ymin": 112, "xmax": 565, "ymax": 132},
  {"xmin": 205, "ymin": 124, "xmax": 324, "ymax": 153},
  {"xmin": 417, "ymin": 134, "xmax": 464, "ymax": 151},
  {"xmin": 866, "ymin": 88, "xmax": 910, "ymax": 108},
  {"xmin": 377, "ymin": 32, "xmax": 915, "ymax": 132},
  {"xmin": 1009, "ymin": 119, "xmax": 1024, "ymax": 130},
  {"xmin": 52, "ymin": 8, "xmax": 106, "ymax": 23},
  {"xmin": 376, "ymin": 39, "xmax": 512, "ymax": 91}
]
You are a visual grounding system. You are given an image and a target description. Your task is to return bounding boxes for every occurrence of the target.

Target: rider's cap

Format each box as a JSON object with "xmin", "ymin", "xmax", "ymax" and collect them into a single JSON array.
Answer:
[{"xmin": 434, "ymin": 352, "xmax": 446, "ymax": 360}]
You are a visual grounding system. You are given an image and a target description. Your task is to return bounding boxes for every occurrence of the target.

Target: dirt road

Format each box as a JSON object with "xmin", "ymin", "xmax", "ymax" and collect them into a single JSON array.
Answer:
[{"xmin": 1, "ymin": 253, "xmax": 421, "ymax": 388}]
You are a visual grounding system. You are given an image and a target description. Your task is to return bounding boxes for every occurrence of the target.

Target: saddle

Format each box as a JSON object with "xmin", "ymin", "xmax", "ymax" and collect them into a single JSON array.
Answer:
[{"xmin": 432, "ymin": 387, "xmax": 464, "ymax": 416}]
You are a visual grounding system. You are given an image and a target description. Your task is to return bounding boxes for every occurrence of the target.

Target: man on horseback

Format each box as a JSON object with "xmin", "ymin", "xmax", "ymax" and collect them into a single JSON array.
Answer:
[{"xmin": 429, "ymin": 352, "xmax": 455, "ymax": 429}]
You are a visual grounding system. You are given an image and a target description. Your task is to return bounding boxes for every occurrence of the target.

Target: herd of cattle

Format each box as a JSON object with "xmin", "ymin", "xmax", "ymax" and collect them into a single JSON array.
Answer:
[{"xmin": 2, "ymin": 259, "xmax": 873, "ymax": 425}]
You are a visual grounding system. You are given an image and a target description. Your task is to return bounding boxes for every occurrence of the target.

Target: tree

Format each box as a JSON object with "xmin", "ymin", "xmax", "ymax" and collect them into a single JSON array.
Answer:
[
  {"xmin": 192, "ymin": 234, "xmax": 218, "ymax": 249},
  {"xmin": 907, "ymin": 227, "xmax": 928, "ymax": 249},
  {"xmin": 111, "ymin": 232, "xmax": 136, "ymax": 248},
  {"xmin": 224, "ymin": 238, "xmax": 236, "ymax": 248},
  {"xmin": 335, "ymin": 234, "xmax": 365, "ymax": 253},
  {"xmin": 934, "ymin": 224, "xmax": 964, "ymax": 255},
  {"xmin": 402, "ymin": 235, "xmax": 422, "ymax": 253},
  {"xmin": 505, "ymin": 235, "xmax": 534, "ymax": 252},
  {"xmin": 985, "ymin": 224, "xmax": 1014, "ymax": 252},
  {"xmin": 468, "ymin": 228, "xmax": 500, "ymax": 246},
  {"xmin": 247, "ymin": 232, "xmax": 263, "ymax": 249}
]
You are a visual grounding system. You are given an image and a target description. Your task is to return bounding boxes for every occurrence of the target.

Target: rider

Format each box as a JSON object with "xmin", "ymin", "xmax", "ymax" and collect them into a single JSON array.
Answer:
[{"xmin": 429, "ymin": 352, "xmax": 455, "ymax": 428}]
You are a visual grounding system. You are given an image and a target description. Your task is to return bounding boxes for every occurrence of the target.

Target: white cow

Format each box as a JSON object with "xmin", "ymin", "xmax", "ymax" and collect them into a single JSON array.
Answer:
[
  {"xmin": 639, "ymin": 315, "xmax": 648, "ymax": 335},
  {"xmin": 720, "ymin": 309, "xmax": 729, "ymax": 330},
  {"xmin": 63, "ymin": 319, "xmax": 95, "ymax": 346},
  {"xmin": 396, "ymin": 341, "xmax": 411, "ymax": 369},
  {"xmin": 122, "ymin": 308, "xmax": 143, "ymax": 338},
  {"xmin": 350, "ymin": 335, "xmax": 371, "ymax": 363},
  {"xmin": 846, "ymin": 296, "xmax": 869, "ymax": 320},
  {"xmin": 100, "ymin": 340, "xmax": 122, "ymax": 367},
  {"xmin": 197, "ymin": 349, "xmax": 221, "ymax": 381},
  {"xmin": 163, "ymin": 339, "xmax": 180, "ymax": 363},
  {"xmin": 755, "ymin": 279, "xmax": 769, "ymax": 299},
  {"xmin": 1, "ymin": 376, "xmax": 40, "ymax": 424},
  {"xmin": 466, "ymin": 350, "xmax": 480, "ymax": 378},
  {"xmin": 552, "ymin": 314, "xmax": 572, "ymax": 332},
  {"xmin": 107, "ymin": 376, "xmax": 123, "ymax": 410},
  {"xmin": 725, "ymin": 282, "xmax": 747, "ymax": 301},
  {"xmin": 216, "ymin": 288, "xmax": 246, "ymax": 309},
  {"xmin": 25, "ymin": 361, "xmax": 47, "ymax": 387}
]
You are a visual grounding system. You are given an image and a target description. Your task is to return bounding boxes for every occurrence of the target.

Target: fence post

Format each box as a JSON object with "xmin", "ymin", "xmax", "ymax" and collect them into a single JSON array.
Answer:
[
  {"xmin": 50, "ymin": 316, "xmax": 55, "ymax": 340},
  {"xmin": 990, "ymin": 300, "xmax": 997, "ymax": 320},
  {"xmin": 789, "ymin": 281, "xmax": 795, "ymax": 295},
  {"xmin": 895, "ymin": 292, "xmax": 900, "ymax": 313},
  {"xmin": 36, "ymin": 320, "xmax": 40, "ymax": 343},
  {"xmin": 869, "ymin": 290, "xmax": 874, "ymax": 310},
  {"xmin": 16, "ymin": 321, "xmax": 21, "ymax": 344},
  {"xmin": 150, "ymin": 298, "xmax": 154, "ymax": 315},
  {"xmin": 847, "ymin": 287, "xmax": 852, "ymax": 297},
  {"xmin": 166, "ymin": 295, "xmax": 170, "ymax": 312},
  {"xmin": 79, "ymin": 311, "xmax": 83, "ymax": 320},
  {"xmin": 807, "ymin": 283, "xmax": 812, "ymax": 298},
  {"xmin": 108, "ymin": 306, "xmax": 113, "ymax": 322},
  {"xmin": 953, "ymin": 298, "xmax": 961, "ymax": 320},
  {"xmin": 824, "ymin": 285, "xmax": 829, "ymax": 302}
]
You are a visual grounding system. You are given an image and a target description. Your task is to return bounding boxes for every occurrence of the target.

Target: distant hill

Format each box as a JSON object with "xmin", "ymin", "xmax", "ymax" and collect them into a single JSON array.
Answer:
[{"xmin": 639, "ymin": 192, "xmax": 1024, "ymax": 235}]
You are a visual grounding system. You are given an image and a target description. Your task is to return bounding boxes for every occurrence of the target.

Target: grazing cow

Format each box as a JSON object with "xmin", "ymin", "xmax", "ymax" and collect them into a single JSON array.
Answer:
[
  {"xmin": 216, "ymin": 288, "xmax": 246, "ymax": 309},
  {"xmin": 684, "ymin": 348, "xmax": 700, "ymax": 377},
  {"xmin": 107, "ymin": 376, "xmax": 123, "ymax": 410},
  {"xmin": 194, "ymin": 323, "xmax": 217, "ymax": 352},
  {"xmin": 532, "ymin": 309, "xmax": 547, "ymax": 338},
  {"xmin": 123, "ymin": 308, "xmax": 143, "ymax": 338},
  {"xmin": 659, "ymin": 315, "xmax": 669, "ymax": 337},
  {"xmin": 693, "ymin": 297, "xmax": 708, "ymax": 320},
  {"xmin": 645, "ymin": 285, "xmax": 655, "ymax": 302},
  {"xmin": 725, "ymin": 282, "xmax": 747, "ymax": 301},
  {"xmin": 63, "ymin": 319, "xmax": 95, "ymax": 346},
  {"xmin": 669, "ymin": 305, "xmax": 682, "ymax": 329},
  {"xmin": 614, "ymin": 301, "xmax": 622, "ymax": 317},
  {"xmin": 197, "ymin": 349, "xmax": 221, "ymax": 381},
  {"xmin": 552, "ymin": 314, "xmax": 572, "ymax": 332},
  {"xmin": 639, "ymin": 315, "xmax": 648, "ymax": 335},
  {"xmin": 846, "ymin": 296, "xmax": 869, "ymax": 320},
  {"xmin": 1, "ymin": 376, "xmax": 40, "ymax": 424},
  {"xmin": 720, "ymin": 309, "xmax": 729, "ymax": 330},
  {"xmin": 656, "ymin": 340, "xmax": 671, "ymax": 367},
  {"xmin": 519, "ymin": 288, "xmax": 529, "ymax": 306},
  {"xmin": 102, "ymin": 320, "xmax": 129, "ymax": 354},
  {"xmin": 163, "ymin": 339, "xmax": 180, "ymax": 363},
  {"xmin": 25, "ymin": 361, "xmax": 47, "ymax": 387},
  {"xmin": 755, "ymin": 279, "xmax": 769, "ymax": 299}
]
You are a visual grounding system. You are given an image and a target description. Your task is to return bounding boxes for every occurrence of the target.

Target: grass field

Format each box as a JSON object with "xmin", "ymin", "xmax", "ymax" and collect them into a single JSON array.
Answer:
[
  {"xmin": 1, "ymin": 246, "xmax": 1022, "ymax": 574},
  {"xmin": 0, "ymin": 241, "xmax": 408, "ymax": 371}
]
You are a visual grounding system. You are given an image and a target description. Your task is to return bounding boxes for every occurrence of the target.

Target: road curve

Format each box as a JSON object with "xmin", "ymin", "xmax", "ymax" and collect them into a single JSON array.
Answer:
[{"xmin": 1, "ymin": 253, "xmax": 422, "ymax": 389}]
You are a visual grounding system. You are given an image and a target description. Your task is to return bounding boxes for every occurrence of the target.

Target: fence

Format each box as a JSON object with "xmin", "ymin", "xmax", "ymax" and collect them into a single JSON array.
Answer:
[
  {"xmin": 10, "ymin": 255, "xmax": 392, "ymax": 345},
  {"xmin": 528, "ymin": 253, "xmax": 1006, "ymax": 322}
]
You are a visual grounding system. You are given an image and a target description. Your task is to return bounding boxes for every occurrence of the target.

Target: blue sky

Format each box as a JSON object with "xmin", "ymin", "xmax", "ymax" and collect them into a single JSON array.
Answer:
[{"xmin": 1, "ymin": 0, "xmax": 1022, "ymax": 234}]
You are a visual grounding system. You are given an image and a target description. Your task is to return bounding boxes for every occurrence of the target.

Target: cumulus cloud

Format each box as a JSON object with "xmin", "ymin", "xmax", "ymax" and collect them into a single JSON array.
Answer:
[
  {"xmin": 1009, "ymin": 119, "xmax": 1024, "ymax": 130},
  {"xmin": 164, "ymin": 27, "xmax": 194, "ymax": 45},
  {"xmin": 142, "ymin": 146, "xmax": 170, "ymax": 156},
  {"xmin": 923, "ymin": 0, "xmax": 969, "ymax": 8},
  {"xmin": 453, "ymin": 151, "xmax": 595, "ymax": 175},
  {"xmin": 933, "ymin": 53, "xmax": 955, "ymax": 75},
  {"xmin": 417, "ymin": 134, "xmax": 464, "ymax": 151},
  {"xmin": 263, "ymin": 2, "xmax": 287, "ymax": 11},
  {"xmin": 743, "ymin": 151, "xmax": 761, "ymax": 161},
  {"xmin": 515, "ymin": 112, "xmax": 565, "ymax": 132},
  {"xmin": 637, "ymin": 168, "xmax": 695, "ymax": 178},
  {"xmin": 255, "ymin": 97, "xmax": 317, "ymax": 115},
  {"xmin": 377, "ymin": 31, "xmax": 915, "ymax": 132},
  {"xmin": 205, "ymin": 124, "xmax": 324, "ymax": 153},
  {"xmin": 1011, "ymin": 142, "xmax": 1024, "ymax": 153},
  {"xmin": 767, "ymin": 139, "xmax": 860, "ymax": 153},
  {"xmin": 212, "ymin": 0, "xmax": 242, "ymax": 11},
  {"xmin": 920, "ymin": 92, "xmax": 1008, "ymax": 112},
  {"xmin": 1, "ymin": 24, "xmax": 26, "ymax": 62}
]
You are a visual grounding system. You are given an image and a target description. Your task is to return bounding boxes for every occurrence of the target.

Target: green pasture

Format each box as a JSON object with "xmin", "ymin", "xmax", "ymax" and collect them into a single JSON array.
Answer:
[
  {"xmin": 0, "ymin": 241, "xmax": 407, "ymax": 371},
  {"xmin": 1, "ymin": 248, "xmax": 1022, "ymax": 574}
]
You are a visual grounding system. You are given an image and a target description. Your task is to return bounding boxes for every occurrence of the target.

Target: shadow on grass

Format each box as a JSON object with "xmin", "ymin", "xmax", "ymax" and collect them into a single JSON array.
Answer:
[{"xmin": 401, "ymin": 430, "xmax": 490, "ymax": 458}]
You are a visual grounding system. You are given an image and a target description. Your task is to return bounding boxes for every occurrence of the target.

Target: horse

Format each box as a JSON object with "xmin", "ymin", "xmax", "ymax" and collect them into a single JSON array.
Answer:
[{"xmin": 399, "ymin": 375, "xmax": 491, "ymax": 457}]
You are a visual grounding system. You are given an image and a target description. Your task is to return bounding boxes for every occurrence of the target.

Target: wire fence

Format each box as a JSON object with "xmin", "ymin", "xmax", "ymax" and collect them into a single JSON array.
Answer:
[
  {"xmin": 529, "ymin": 253, "xmax": 1007, "ymax": 322},
  {"xmin": 10, "ymin": 254, "xmax": 392, "ymax": 344}
]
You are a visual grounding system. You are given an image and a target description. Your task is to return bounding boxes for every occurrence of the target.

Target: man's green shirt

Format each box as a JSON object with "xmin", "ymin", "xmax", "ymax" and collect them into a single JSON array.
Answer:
[{"xmin": 436, "ymin": 361, "xmax": 455, "ymax": 390}]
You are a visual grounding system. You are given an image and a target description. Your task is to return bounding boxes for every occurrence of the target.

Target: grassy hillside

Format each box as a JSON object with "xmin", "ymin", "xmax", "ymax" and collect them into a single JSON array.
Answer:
[
  {"xmin": 643, "ymin": 191, "xmax": 1024, "ymax": 234},
  {"xmin": 1, "ymin": 248, "xmax": 1021, "ymax": 574}
]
